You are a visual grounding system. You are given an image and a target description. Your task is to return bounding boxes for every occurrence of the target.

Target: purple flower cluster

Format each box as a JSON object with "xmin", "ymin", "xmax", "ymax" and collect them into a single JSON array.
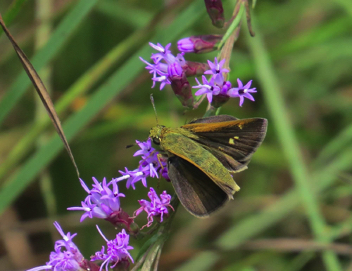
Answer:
[
  {"xmin": 92, "ymin": 226, "xmax": 134, "ymax": 270},
  {"xmin": 193, "ymin": 57, "xmax": 257, "ymax": 107},
  {"xmin": 140, "ymin": 43, "xmax": 185, "ymax": 91},
  {"xmin": 141, "ymin": 42, "xmax": 257, "ymax": 108},
  {"xmin": 27, "ymin": 222, "xmax": 135, "ymax": 271},
  {"xmin": 67, "ymin": 170, "xmax": 173, "ymax": 231},
  {"xmin": 116, "ymin": 138, "xmax": 168, "ymax": 190},
  {"xmin": 67, "ymin": 177, "xmax": 125, "ymax": 222},
  {"xmin": 27, "ymin": 222, "xmax": 85, "ymax": 271},
  {"xmin": 135, "ymin": 188, "xmax": 173, "ymax": 229},
  {"xmin": 30, "ymin": 179, "xmax": 173, "ymax": 270},
  {"xmin": 140, "ymin": 43, "xmax": 209, "ymax": 107}
]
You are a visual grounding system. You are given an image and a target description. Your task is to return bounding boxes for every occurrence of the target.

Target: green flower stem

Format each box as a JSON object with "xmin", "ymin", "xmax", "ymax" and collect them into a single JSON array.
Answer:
[{"xmin": 217, "ymin": 2, "xmax": 244, "ymax": 50}]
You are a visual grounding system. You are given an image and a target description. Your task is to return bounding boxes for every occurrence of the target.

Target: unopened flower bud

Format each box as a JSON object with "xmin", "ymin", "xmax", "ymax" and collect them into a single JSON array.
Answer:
[
  {"xmin": 170, "ymin": 71, "xmax": 194, "ymax": 108},
  {"xmin": 211, "ymin": 94, "xmax": 230, "ymax": 108},
  {"xmin": 204, "ymin": 0, "xmax": 225, "ymax": 28},
  {"xmin": 183, "ymin": 61, "xmax": 210, "ymax": 77},
  {"xmin": 105, "ymin": 209, "xmax": 136, "ymax": 233},
  {"xmin": 178, "ymin": 35, "xmax": 222, "ymax": 53},
  {"xmin": 80, "ymin": 260, "xmax": 100, "ymax": 271}
]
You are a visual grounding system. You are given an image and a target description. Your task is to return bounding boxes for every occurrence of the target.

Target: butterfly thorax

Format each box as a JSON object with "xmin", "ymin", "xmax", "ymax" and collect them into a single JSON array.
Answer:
[{"xmin": 149, "ymin": 125, "xmax": 199, "ymax": 147}]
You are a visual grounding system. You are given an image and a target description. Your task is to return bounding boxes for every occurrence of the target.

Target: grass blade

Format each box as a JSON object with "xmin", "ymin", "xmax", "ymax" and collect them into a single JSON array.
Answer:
[
  {"xmin": 0, "ymin": 14, "xmax": 80, "ymax": 177},
  {"xmin": 0, "ymin": 0, "xmax": 99, "ymax": 127}
]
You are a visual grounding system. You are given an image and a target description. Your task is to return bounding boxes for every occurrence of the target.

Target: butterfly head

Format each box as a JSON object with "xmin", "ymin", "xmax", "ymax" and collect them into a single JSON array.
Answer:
[{"xmin": 149, "ymin": 125, "xmax": 165, "ymax": 145}]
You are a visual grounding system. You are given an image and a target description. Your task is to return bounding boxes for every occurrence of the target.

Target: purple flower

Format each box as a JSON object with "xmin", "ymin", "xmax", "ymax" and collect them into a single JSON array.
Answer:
[
  {"xmin": 140, "ymin": 42, "xmax": 195, "ymax": 107},
  {"xmin": 143, "ymin": 43, "xmax": 177, "ymax": 73},
  {"xmin": 133, "ymin": 139, "xmax": 152, "ymax": 157},
  {"xmin": 228, "ymin": 79, "xmax": 257, "ymax": 106},
  {"xmin": 139, "ymin": 57, "xmax": 168, "ymax": 89},
  {"xmin": 67, "ymin": 177, "xmax": 125, "ymax": 222},
  {"xmin": 177, "ymin": 37, "xmax": 194, "ymax": 53},
  {"xmin": 192, "ymin": 57, "xmax": 258, "ymax": 108},
  {"xmin": 91, "ymin": 226, "xmax": 134, "ymax": 270},
  {"xmin": 117, "ymin": 167, "xmax": 148, "ymax": 190},
  {"xmin": 204, "ymin": 57, "xmax": 229, "ymax": 85},
  {"xmin": 27, "ymin": 222, "xmax": 84, "ymax": 271},
  {"xmin": 134, "ymin": 188, "xmax": 173, "ymax": 228},
  {"xmin": 149, "ymin": 42, "xmax": 173, "ymax": 63},
  {"xmin": 193, "ymin": 57, "xmax": 230, "ymax": 106},
  {"xmin": 117, "ymin": 139, "xmax": 168, "ymax": 189},
  {"xmin": 193, "ymin": 75, "xmax": 220, "ymax": 104}
]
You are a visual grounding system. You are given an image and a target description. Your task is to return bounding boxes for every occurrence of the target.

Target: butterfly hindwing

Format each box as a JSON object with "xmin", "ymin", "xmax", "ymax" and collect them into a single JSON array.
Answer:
[{"xmin": 168, "ymin": 156, "xmax": 229, "ymax": 217}]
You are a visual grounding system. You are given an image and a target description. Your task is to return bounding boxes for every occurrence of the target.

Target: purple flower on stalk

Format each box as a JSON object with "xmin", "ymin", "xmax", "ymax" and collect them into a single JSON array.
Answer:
[
  {"xmin": 228, "ymin": 79, "xmax": 257, "ymax": 107},
  {"xmin": 204, "ymin": 57, "xmax": 229, "ymax": 85},
  {"xmin": 193, "ymin": 57, "xmax": 258, "ymax": 107},
  {"xmin": 91, "ymin": 226, "xmax": 134, "ymax": 270},
  {"xmin": 134, "ymin": 188, "xmax": 173, "ymax": 228},
  {"xmin": 139, "ymin": 57, "xmax": 168, "ymax": 89},
  {"xmin": 140, "ymin": 43, "xmax": 180, "ymax": 91},
  {"xmin": 117, "ymin": 167, "xmax": 148, "ymax": 190},
  {"xmin": 67, "ymin": 177, "xmax": 125, "ymax": 222},
  {"xmin": 149, "ymin": 42, "xmax": 173, "ymax": 63},
  {"xmin": 141, "ymin": 42, "xmax": 209, "ymax": 108},
  {"xmin": 27, "ymin": 222, "xmax": 87, "ymax": 271},
  {"xmin": 193, "ymin": 75, "xmax": 220, "ymax": 104},
  {"xmin": 116, "ymin": 139, "xmax": 168, "ymax": 189}
]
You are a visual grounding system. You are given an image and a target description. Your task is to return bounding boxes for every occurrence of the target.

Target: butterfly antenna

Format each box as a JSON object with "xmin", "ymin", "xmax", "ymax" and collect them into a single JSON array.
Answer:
[{"xmin": 150, "ymin": 94, "xmax": 159, "ymax": 124}]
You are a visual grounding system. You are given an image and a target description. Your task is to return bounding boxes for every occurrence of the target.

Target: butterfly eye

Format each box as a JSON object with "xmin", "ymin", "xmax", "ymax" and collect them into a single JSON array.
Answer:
[{"xmin": 153, "ymin": 137, "xmax": 161, "ymax": 145}]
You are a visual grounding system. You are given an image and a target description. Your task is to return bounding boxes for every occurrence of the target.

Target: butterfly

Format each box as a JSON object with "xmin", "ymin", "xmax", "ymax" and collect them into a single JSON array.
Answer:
[{"xmin": 149, "ymin": 115, "xmax": 268, "ymax": 216}]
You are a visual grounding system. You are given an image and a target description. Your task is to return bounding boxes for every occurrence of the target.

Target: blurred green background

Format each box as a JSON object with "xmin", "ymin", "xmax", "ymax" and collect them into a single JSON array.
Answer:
[{"xmin": 0, "ymin": 0, "xmax": 352, "ymax": 270}]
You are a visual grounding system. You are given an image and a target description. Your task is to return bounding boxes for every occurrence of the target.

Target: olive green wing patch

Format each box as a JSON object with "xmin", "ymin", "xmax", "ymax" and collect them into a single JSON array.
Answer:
[{"xmin": 161, "ymin": 132, "xmax": 239, "ymax": 197}]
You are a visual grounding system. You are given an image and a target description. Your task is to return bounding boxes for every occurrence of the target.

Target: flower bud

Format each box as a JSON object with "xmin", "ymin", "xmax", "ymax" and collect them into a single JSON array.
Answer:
[
  {"xmin": 170, "ymin": 71, "xmax": 194, "ymax": 108},
  {"xmin": 204, "ymin": 0, "xmax": 225, "ymax": 28},
  {"xmin": 177, "ymin": 35, "xmax": 222, "ymax": 53},
  {"xmin": 80, "ymin": 260, "xmax": 100, "ymax": 271},
  {"xmin": 183, "ymin": 61, "xmax": 209, "ymax": 77},
  {"xmin": 211, "ymin": 94, "xmax": 230, "ymax": 108},
  {"xmin": 106, "ymin": 208, "xmax": 136, "ymax": 233}
]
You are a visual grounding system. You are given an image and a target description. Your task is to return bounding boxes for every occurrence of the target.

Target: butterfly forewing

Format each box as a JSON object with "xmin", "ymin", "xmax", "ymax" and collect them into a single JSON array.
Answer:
[
  {"xmin": 182, "ymin": 117, "xmax": 267, "ymax": 170},
  {"xmin": 160, "ymin": 131, "xmax": 240, "ymax": 197},
  {"xmin": 189, "ymin": 115, "xmax": 238, "ymax": 124}
]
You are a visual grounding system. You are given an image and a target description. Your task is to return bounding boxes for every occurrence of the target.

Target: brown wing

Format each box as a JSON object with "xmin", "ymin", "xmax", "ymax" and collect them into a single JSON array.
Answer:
[
  {"xmin": 189, "ymin": 115, "xmax": 238, "ymax": 124},
  {"xmin": 182, "ymin": 117, "xmax": 267, "ymax": 172},
  {"xmin": 168, "ymin": 156, "xmax": 229, "ymax": 217}
]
